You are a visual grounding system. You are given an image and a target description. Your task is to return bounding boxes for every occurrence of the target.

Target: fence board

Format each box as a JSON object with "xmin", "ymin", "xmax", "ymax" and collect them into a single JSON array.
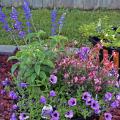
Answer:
[{"xmin": 1, "ymin": 0, "xmax": 120, "ymax": 9}]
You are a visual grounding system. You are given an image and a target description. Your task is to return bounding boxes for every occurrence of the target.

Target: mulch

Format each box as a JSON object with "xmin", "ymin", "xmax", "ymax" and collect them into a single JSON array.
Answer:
[{"xmin": 0, "ymin": 55, "xmax": 16, "ymax": 120}]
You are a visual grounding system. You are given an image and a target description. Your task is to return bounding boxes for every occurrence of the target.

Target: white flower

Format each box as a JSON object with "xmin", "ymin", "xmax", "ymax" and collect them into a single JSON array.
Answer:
[{"xmin": 41, "ymin": 104, "xmax": 53, "ymax": 119}]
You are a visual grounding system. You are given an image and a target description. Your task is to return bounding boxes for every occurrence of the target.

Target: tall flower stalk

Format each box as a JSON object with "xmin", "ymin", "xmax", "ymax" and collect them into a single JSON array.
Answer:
[
  {"xmin": 51, "ymin": 8, "xmax": 57, "ymax": 36},
  {"xmin": 10, "ymin": 7, "xmax": 27, "ymax": 45},
  {"xmin": 58, "ymin": 12, "xmax": 66, "ymax": 35},
  {"xmin": 23, "ymin": 0, "xmax": 32, "ymax": 33},
  {"xmin": 0, "ymin": 7, "xmax": 11, "ymax": 32}
]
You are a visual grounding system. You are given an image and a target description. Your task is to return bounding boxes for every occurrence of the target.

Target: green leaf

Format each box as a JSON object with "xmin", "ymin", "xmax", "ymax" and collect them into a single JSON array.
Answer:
[
  {"xmin": 40, "ymin": 71, "xmax": 47, "ymax": 81},
  {"xmin": 42, "ymin": 60, "xmax": 55, "ymax": 68},
  {"xmin": 8, "ymin": 56, "xmax": 18, "ymax": 61},
  {"xmin": 30, "ymin": 73, "xmax": 36, "ymax": 83},
  {"xmin": 35, "ymin": 63, "xmax": 41, "ymax": 76},
  {"xmin": 11, "ymin": 63, "xmax": 19, "ymax": 75}
]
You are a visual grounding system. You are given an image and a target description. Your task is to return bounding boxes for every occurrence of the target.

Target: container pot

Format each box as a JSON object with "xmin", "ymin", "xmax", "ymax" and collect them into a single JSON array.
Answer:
[
  {"xmin": 71, "ymin": 114, "xmax": 100, "ymax": 120},
  {"xmin": 89, "ymin": 37, "xmax": 120, "ymax": 78}
]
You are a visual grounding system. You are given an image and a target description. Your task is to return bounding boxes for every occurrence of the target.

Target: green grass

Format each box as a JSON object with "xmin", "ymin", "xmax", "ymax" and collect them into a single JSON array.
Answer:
[{"xmin": 0, "ymin": 8, "xmax": 120, "ymax": 45}]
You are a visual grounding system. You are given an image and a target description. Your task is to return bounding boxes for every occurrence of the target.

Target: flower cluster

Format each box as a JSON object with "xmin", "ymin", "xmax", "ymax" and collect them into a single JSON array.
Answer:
[
  {"xmin": 0, "ymin": 7, "xmax": 11, "ymax": 31},
  {"xmin": 51, "ymin": 9, "xmax": 66, "ymax": 36},
  {"xmin": 10, "ymin": 7, "xmax": 26, "ymax": 38},
  {"xmin": 23, "ymin": 0, "xmax": 32, "ymax": 33}
]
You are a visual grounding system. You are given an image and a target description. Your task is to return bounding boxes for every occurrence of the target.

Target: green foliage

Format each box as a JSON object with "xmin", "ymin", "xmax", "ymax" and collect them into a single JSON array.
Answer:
[{"xmin": 1, "ymin": 9, "xmax": 120, "ymax": 46}]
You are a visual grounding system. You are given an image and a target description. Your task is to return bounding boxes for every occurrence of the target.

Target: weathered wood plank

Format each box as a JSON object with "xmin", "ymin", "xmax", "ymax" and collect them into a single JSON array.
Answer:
[
  {"xmin": 1, "ymin": 0, "xmax": 120, "ymax": 9},
  {"xmin": 42, "ymin": 0, "xmax": 54, "ymax": 8}
]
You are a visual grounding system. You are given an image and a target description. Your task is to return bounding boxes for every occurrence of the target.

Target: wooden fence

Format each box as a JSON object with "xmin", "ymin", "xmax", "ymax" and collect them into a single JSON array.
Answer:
[{"xmin": 1, "ymin": 0, "xmax": 120, "ymax": 9}]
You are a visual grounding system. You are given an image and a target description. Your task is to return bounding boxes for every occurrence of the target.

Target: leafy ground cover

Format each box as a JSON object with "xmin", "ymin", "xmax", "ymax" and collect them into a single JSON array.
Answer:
[{"xmin": 0, "ymin": 9, "xmax": 120, "ymax": 45}]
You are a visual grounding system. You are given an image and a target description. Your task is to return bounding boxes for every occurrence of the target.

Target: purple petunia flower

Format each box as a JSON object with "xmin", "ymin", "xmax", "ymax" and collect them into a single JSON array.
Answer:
[
  {"xmin": 65, "ymin": 110, "xmax": 74, "ymax": 119},
  {"xmin": 82, "ymin": 92, "xmax": 91, "ymax": 101},
  {"xmin": 68, "ymin": 98, "xmax": 77, "ymax": 107},
  {"xmin": 12, "ymin": 104, "xmax": 19, "ymax": 110},
  {"xmin": 9, "ymin": 91, "xmax": 18, "ymax": 100},
  {"xmin": 10, "ymin": 113, "xmax": 17, "ymax": 120},
  {"xmin": 91, "ymin": 100, "xmax": 100, "ymax": 110},
  {"xmin": 104, "ymin": 92, "xmax": 112, "ymax": 101},
  {"xmin": 116, "ymin": 94, "xmax": 120, "ymax": 101},
  {"xmin": 41, "ymin": 105, "xmax": 53, "ymax": 119},
  {"xmin": 0, "ymin": 89, "xmax": 6, "ymax": 95},
  {"xmin": 50, "ymin": 90, "xmax": 56, "ymax": 97},
  {"xmin": 19, "ymin": 113, "xmax": 29, "ymax": 120},
  {"xmin": 40, "ymin": 96, "xmax": 46, "ymax": 104},
  {"xmin": 94, "ymin": 109, "xmax": 101, "ymax": 114},
  {"xmin": 49, "ymin": 75, "xmax": 57, "ymax": 84},
  {"xmin": 104, "ymin": 113, "xmax": 112, "ymax": 120},
  {"xmin": 111, "ymin": 100, "xmax": 119, "ymax": 108},
  {"xmin": 77, "ymin": 47, "xmax": 90, "ymax": 61},
  {"xmin": 51, "ymin": 110, "xmax": 60, "ymax": 120},
  {"xmin": 19, "ymin": 82, "xmax": 28, "ymax": 88},
  {"xmin": 2, "ymin": 78, "xmax": 10, "ymax": 86},
  {"xmin": 85, "ymin": 97, "xmax": 93, "ymax": 106}
]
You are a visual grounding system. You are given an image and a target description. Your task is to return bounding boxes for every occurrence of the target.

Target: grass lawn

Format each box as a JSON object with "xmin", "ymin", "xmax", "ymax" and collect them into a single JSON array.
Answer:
[{"xmin": 0, "ymin": 8, "xmax": 120, "ymax": 45}]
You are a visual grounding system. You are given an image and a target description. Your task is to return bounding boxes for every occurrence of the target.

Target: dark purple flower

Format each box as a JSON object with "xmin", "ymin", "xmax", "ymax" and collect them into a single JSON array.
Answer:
[
  {"xmin": 51, "ymin": 111, "xmax": 60, "ymax": 120},
  {"xmin": 65, "ymin": 110, "xmax": 74, "ymax": 119},
  {"xmin": 19, "ymin": 113, "xmax": 29, "ymax": 120},
  {"xmin": 40, "ymin": 96, "xmax": 46, "ymax": 104},
  {"xmin": 23, "ymin": 0, "xmax": 31, "ymax": 20},
  {"xmin": 85, "ymin": 98, "xmax": 93, "ymax": 106},
  {"xmin": 50, "ymin": 90, "xmax": 56, "ymax": 97},
  {"xmin": 82, "ymin": 92, "xmax": 91, "ymax": 101},
  {"xmin": 116, "ymin": 94, "xmax": 120, "ymax": 101},
  {"xmin": 10, "ymin": 113, "xmax": 17, "ymax": 120},
  {"xmin": 9, "ymin": 91, "xmax": 18, "ymax": 100},
  {"xmin": 0, "ymin": 90, "xmax": 6, "ymax": 95},
  {"xmin": 49, "ymin": 75, "xmax": 57, "ymax": 84},
  {"xmin": 94, "ymin": 109, "xmax": 101, "ymax": 114},
  {"xmin": 51, "ymin": 9, "xmax": 57, "ymax": 36},
  {"xmin": 68, "ymin": 98, "xmax": 77, "ymax": 107},
  {"xmin": 12, "ymin": 104, "xmax": 19, "ymax": 110},
  {"xmin": 111, "ymin": 100, "xmax": 119, "ymax": 108},
  {"xmin": 91, "ymin": 100, "xmax": 100, "ymax": 110},
  {"xmin": 19, "ymin": 82, "xmax": 28, "ymax": 88},
  {"xmin": 104, "ymin": 113, "xmax": 112, "ymax": 120},
  {"xmin": 77, "ymin": 47, "xmax": 90, "ymax": 61},
  {"xmin": 104, "ymin": 92, "xmax": 112, "ymax": 101},
  {"xmin": 18, "ymin": 31, "xmax": 26, "ymax": 38},
  {"xmin": 2, "ymin": 78, "xmax": 10, "ymax": 86}
]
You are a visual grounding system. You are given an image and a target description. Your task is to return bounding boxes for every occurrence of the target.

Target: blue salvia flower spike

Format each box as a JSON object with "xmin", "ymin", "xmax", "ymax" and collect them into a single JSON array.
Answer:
[
  {"xmin": 51, "ymin": 8, "xmax": 57, "ymax": 36},
  {"xmin": 23, "ymin": 0, "xmax": 32, "ymax": 33},
  {"xmin": 58, "ymin": 12, "xmax": 66, "ymax": 34},
  {"xmin": 0, "ymin": 7, "xmax": 11, "ymax": 32}
]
